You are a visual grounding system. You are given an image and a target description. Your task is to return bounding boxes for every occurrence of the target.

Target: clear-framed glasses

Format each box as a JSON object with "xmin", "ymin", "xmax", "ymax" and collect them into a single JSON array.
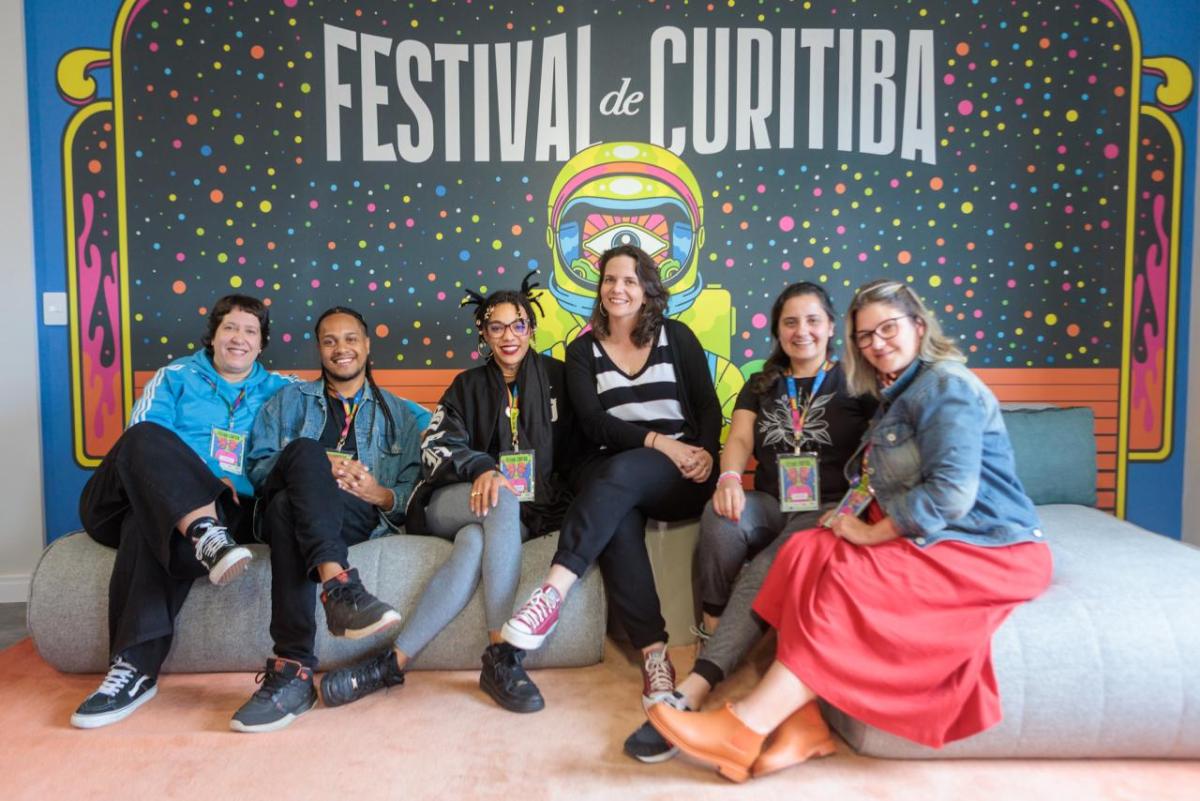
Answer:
[
  {"xmin": 853, "ymin": 315, "xmax": 913, "ymax": 349},
  {"xmin": 484, "ymin": 318, "xmax": 531, "ymax": 338}
]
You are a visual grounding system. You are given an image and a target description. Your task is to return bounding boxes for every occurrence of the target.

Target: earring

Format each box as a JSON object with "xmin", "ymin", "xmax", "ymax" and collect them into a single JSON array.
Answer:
[{"xmin": 477, "ymin": 340, "xmax": 492, "ymax": 359}]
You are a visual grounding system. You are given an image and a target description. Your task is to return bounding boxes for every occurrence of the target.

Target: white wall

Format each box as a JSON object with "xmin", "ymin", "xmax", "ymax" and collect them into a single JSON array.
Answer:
[
  {"xmin": 0, "ymin": 3, "xmax": 45, "ymax": 601},
  {"xmin": 1184, "ymin": 99, "xmax": 1200, "ymax": 547}
]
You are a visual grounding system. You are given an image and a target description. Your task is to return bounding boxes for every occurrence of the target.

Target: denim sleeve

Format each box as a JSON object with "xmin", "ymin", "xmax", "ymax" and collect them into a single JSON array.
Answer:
[
  {"xmin": 885, "ymin": 375, "xmax": 985, "ymax": 537},
  {"xmin": 246, "ymin": 392, "xmax": 287, "ymax": 492},
  {"xmin": 384, "ymin": 403, "xmax": 424, "ymax": 524}
]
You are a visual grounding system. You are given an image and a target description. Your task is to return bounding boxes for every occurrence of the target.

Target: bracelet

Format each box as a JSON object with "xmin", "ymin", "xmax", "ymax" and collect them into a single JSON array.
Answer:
[
  {"xmin": 717, "ymin": 470, "xmax": 742, "ymax": 485},
  {"xmin": 650, "ymin": 432, "xmax": 659, "ymax": 449}
]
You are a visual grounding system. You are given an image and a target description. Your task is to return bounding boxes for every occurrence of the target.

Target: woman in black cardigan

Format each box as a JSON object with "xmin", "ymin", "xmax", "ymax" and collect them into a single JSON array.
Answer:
[{"xmin": 502, "ymin": 244, "xmax": 721, "ymax": 708}]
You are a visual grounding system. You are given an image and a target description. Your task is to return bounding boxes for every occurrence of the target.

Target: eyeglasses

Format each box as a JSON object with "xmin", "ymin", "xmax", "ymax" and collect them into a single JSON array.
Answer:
[
  {"xmin": 853, "ymin": 315, "xmax": 913, "ymax": 349},
  {"xmin": 483, "ymin": 319, "xmax": 531, "ymax": 338}
]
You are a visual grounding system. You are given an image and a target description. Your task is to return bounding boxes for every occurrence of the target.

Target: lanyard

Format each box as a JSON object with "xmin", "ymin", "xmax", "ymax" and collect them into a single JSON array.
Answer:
[
  {"xmin": 333, "ymin": 387, "xmax": 365, "ymax": 451},
  {"xmin": 506, "ymin": 383, "xmax": 520, "ymax": 451},
  {"xmin": 785, "ymin": 360, "xmax": 833, "ymax": 454},
  {"xmin": 202, "ymin": 375, "xmax": 246, "ymax": 429}
]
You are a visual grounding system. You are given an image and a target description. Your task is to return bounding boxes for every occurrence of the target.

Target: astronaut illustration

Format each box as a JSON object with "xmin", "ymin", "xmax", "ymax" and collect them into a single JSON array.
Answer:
[{"xmin": 532, "ymin": 142, "xmax": 744, "ymax": 427}]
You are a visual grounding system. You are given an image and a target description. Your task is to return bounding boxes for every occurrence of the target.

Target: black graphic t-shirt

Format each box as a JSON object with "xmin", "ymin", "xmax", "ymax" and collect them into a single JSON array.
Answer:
[{"xmin": 733, "ymin": 362, "xmax": 876, "ymax": 502}]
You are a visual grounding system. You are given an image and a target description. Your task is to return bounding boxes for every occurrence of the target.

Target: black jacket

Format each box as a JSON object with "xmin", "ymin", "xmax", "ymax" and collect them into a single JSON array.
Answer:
[
  {"xmin": 565, "ymin": 318, "xmax": 722, "ymax": 463},
  {"xmin": 405, "ymin": 352, "xmax": 575, "ymax": 537}
]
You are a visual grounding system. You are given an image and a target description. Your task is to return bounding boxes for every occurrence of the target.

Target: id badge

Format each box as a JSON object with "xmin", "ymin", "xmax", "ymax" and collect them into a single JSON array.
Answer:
[
  {"xmin": 498, "ymin": 450, "xmax": 536, "ymax": 502},
  {"xmin": 833, "ymin": 481, "xmax": 874, "ymax": 520},
  {"xmin": 778, "ymin": 452, "xmax": 820, "ymax": 512},
  {"xmin": 325, "ymin": 449, "xmax": 354, "ymax": 460},
  {"xmin": 210, "ymin": 428, "xmax": 246, "ymax": 475}
]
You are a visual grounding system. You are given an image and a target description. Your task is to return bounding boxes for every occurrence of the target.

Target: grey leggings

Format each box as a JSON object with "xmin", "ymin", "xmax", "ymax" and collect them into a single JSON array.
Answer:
[
  {"xmin": 693, "ymin": 492, "xmax": 829, "ymax": 683},
  {"xmin": 393, "ymin": 483, "xmax": 527, "ymax": 658}
]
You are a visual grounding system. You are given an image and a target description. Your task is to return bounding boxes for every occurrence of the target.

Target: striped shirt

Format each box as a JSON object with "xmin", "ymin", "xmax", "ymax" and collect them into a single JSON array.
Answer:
[{"xmin": 592, "ymin": 327, "xmax": 687, "ymax": 438}]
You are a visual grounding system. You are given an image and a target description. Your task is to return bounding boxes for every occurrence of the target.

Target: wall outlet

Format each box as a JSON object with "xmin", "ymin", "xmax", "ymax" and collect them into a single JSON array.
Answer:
[{"xmin": 43, "ymin": 292, "xmax": 68, "ymax": 326}]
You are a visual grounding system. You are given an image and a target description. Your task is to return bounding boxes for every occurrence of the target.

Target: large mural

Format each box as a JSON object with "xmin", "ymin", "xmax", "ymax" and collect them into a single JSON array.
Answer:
[{"xmin": 28, "ymin": 0, "xmax": 1196, "ymax": 536}]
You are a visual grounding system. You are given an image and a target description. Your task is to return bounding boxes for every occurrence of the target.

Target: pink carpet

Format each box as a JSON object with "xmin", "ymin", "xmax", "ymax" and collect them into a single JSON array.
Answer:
[{"xmin": 0, "ymin": 637, "xmax": 1195, "ymax": 800}]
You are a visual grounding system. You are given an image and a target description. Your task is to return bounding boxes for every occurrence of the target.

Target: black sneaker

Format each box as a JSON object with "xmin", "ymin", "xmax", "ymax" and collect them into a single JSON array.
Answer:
[
  {"xmin": 320, "ymin": 647, "xmax": 405, "ymax": 708},
  {"xmin": 320, "ymin": 567, "xmax": 403, "ymax": 639},
  {"xmin": 623, "ymin": 691, "xmax": 690, "ymax": 763},
  {"xmin": 480, "ymin": 642, "xmax": 545, "ymax": 713},
  {"xmin": 190, "ymin": 521, "xmax": 252, "ymax": 586},
  {"xmin": 229, "ymin": 658, "xmax": 318, "ymax": 733},
  {"xmin": 70, "ymin": 656, "xmax": 158, "ymax": 729}
]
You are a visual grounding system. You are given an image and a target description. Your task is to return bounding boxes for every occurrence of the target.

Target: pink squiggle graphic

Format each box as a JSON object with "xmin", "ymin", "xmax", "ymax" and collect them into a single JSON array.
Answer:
[
  {"xmin": 121, "ymin": 0, "xmax": 153, "ymax": 45},
  {"xmin": 78, "ymin": 191, "xmax": 122, "ymax": 446},
  {"xmin": 1130, "ymin": 193, "xmax": 1169, "ymax": 439},
  {"xmin": 1094, "ymin": 0, "xmax": 1126, "ymax": 23}
]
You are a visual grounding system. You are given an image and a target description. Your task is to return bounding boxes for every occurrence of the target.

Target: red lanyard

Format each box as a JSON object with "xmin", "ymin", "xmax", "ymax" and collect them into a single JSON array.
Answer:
[{"xmin": 333, "ymin": 388, "xmax": 364, "ymax": 451}]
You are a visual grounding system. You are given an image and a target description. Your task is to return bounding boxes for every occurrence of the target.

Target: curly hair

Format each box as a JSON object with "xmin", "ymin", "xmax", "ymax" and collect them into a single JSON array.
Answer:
[
  {"xmin": 460, "ymin": 271, "xmax": 545, "ymax": 353},
  {"xmin": 201, "ymin": 294, "xmax": 270, "ymax": 356},
  {"xmin": 587, "ymin": 244, "xmax": 668, "ymax": 348}
]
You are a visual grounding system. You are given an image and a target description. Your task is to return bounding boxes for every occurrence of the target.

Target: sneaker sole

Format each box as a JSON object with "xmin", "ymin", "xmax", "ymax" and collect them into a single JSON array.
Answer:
[
  {"xmin": 500, "ymin": 620, "xmax": 555, "ymax": 651},
  {"xmin": 228, "ymin": 693, "xmax": 317, "ymax": 733},
  {"xmin": 70, "ymin": 684, "xmax": 158, "ymax": 729},
  {"xmin": 478, "ymin": 672, "xmax": 545, "ymax": 714},
  {"xmin": 630, "ymin": 745, "xmax": 681, "ymax": 764},
  {"xmin": 337, "ymin": 609, "xmax": 403, "ymax": 640},
  {"xmin": 209, "ymin": 547, "xmax": 253, "ymax": 586}
]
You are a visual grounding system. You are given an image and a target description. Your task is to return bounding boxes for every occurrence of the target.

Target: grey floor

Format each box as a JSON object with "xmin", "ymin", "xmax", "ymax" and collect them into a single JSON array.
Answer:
[{"xmin": 0, "ymin": 603, "xmax": 27, "ymax": 650}]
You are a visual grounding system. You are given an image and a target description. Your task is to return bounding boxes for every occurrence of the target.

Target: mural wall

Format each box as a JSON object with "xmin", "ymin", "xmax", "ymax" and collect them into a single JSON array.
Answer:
[{"xmin": 27, "ymin": 0, "xmax": 1197, "ymax": 539}]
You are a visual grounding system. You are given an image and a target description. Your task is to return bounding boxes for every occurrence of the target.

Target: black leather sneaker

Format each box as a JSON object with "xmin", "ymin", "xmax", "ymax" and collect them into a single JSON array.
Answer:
[
  {"xmin": 480, "ymin": 642, "xmax": 545, "ymax": 713},
  {"xmin": 320, "ymin": 567, "xmax": 402, "ymax": 639},
  {"xmin": 320, "ymin": 647, "xmax": 406, "ymax": 708},
  {"xmin": 623, "ymin": 691, "xmax": 690, "ymax": 763},
  {"xmin": 230, "ymin": 657, "xmax": 318, "ymax": 733}
]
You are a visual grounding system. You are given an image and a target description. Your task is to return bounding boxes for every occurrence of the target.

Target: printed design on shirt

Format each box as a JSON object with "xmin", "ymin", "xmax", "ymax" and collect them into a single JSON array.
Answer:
[
  {"xmin": 422, "ymin": 405, "xmax": 451, "ymax": 473},
  {"xmin": 758, "ymin": 391, "xmax": 832, "ymax": 452}
]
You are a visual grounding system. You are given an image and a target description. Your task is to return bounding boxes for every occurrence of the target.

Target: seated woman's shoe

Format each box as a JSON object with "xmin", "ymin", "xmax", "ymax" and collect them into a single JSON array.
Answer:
[
  {"xmin": 751, "ymin": 701, "xmax": 837, "ymax": 778},
  {"xmin": 646, "ymin": 703, "xmax": 765, "ymax": 783}
]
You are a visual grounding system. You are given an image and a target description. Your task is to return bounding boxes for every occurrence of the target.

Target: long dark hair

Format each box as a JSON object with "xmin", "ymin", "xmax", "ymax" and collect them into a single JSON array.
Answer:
[
  {"xmin": 313, "ymin": 306, "xmax": 395, "ymax": 439},
  {"xmin": 748, "ymin": 282, "xmax": 838, "ymax": 396},
  {"xmin": 588, "ymin": 244, "xmax": 668, "ymax": 348},
  {"xmin": 202, "ymin": 294, "xmax": 270, "ymax": 356}
]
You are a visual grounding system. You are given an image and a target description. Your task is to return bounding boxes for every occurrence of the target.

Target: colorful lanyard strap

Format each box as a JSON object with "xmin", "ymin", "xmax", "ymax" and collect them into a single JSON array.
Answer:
[
  {"xmin": 506, "ymin": 383, "xmax": 520, "ymax": 451},
  {"xmin": 203, "ymin": 375, "xmax": 246, "ymax": 429},
  {"xmin": 333, "ymin": 387, "xmax": 365, "ymax": 451},
  {"xmin": 785, "ymin": 360, "xmax": 834, "ymax": 454}
]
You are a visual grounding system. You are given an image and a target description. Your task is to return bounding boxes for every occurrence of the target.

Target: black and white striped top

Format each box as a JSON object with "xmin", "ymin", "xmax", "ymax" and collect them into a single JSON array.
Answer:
[{"xmin": 592, "ymin": 328, "xmax": 687, "ymax": 438}]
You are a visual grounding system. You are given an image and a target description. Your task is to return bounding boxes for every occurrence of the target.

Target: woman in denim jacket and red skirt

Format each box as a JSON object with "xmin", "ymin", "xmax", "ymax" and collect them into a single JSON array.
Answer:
[{"xmin": 648, "ymin": 279, "xmax": 1054, "ymax": 782}]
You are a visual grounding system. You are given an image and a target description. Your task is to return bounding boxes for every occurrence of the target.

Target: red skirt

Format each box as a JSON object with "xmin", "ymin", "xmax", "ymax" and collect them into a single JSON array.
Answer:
[{"xmin": 752, "ymin": 527, "xmax": 1053, "ymax": 748}]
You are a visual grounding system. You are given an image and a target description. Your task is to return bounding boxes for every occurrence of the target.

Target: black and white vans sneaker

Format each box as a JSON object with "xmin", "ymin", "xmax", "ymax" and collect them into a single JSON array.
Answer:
[
  {"xmin": 230, "ymin": 658, "xmax": 318, "ymax": 733},
  {"xmin": 70, "ymin": 656, "xmax": 158, "ymax": 729},
  {"xmin": 191, "ymin": 522, "xmax": 252, "ymax": 585}
]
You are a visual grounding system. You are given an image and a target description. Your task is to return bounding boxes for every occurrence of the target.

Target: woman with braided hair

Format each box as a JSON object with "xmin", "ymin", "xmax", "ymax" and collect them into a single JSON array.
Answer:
[{"xmin": 320, "ymin": 274, "xmax": 576, "ymax": 713}]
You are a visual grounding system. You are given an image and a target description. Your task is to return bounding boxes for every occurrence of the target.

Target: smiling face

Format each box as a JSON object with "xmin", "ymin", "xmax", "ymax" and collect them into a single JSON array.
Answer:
[
  {"xmin": 209, "ymin": 307, "xmax": 264, "ymax": 380},
  {"xmin": 777, "ymin": 294, "xmax": 835, "ymax": 374},
  {"xmin": 853, "ymin": 301, "xmax": 925, "ymax": 378},
  {"xmin": 482, "ymin": 302, "xmax": 532, "ymax": 375},
  {"xmin": 318, "ymin": 313, "xmax": 370, "ymax": 385},
  {"xmin": 599, "ymin": 254, "xmax": 646, "ymax": 323}
]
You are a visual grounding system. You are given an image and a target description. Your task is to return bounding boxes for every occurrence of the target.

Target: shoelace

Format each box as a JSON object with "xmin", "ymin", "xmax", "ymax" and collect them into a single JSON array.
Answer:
[
  {"xmin": 193, "ymin": 525, "xmax": 232, "ymax": 564},
  {"xmin": 513, "ymin": 587, "xmax": 558, "ymax": 632},
  {"xmin": 96, "ymin": 658, "xmax": 138, "ymax": 697},
  {"xmin": 346, "ymin": 651, "xmax": 403, "ymax": 692},
  {"xmin": 252, "ymin": 668, "xmax": 295, "ymax": 700},
  {"xmin": 688, "ymin": 623, "xmax": 713, "ymax": 643},
  {"xmin": 325, "ymin": 580, "xmax": 368, "ymax": 610},
  {"xmin": 643, "ymin": 650, "xmax": 674, "ymax": 695}
]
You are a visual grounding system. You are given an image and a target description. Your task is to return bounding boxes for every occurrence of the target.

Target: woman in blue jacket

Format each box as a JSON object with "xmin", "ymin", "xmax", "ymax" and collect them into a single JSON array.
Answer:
[
  {"xmin": 647, "ymin": 279, "xmax": 1054, "ymax": 782},
  {"xmin": 71, "ymin": 295, "xmax": 292, "ymax": 730}
]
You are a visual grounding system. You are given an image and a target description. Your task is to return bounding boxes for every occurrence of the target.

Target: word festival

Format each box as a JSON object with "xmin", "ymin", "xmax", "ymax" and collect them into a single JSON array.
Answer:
[{"xmin": 324, "ymin": 23, "xmax": 938, "ymax": 165}]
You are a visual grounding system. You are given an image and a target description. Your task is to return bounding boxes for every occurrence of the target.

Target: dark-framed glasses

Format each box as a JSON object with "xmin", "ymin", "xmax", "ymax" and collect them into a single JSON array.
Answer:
[
  {"xmin": 484, "ymin": 318, "xmax": 531, "ymax": 338},
  {"xmin": 853, "ymin": 315, "xmax": 913, "ymax": 349}
]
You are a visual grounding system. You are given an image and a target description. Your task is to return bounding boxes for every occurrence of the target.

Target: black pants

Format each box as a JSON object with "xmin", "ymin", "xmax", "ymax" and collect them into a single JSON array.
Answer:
[
  {"xmin": 79, "ymin": 422, "xmax": 249, "ymax": 676},
  {"xmin": 259, "ymin": 438, "xmax": 379, "ymax": 668},
  {"xmin": 554, "ymin": 447, "xmax": 714, "ymax": 649}
]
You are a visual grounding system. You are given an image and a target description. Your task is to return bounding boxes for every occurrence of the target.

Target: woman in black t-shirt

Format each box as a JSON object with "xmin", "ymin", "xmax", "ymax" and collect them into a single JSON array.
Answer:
[{"xmin": 624, "ymin": 281, "xmax": 875, "ymax": 762}]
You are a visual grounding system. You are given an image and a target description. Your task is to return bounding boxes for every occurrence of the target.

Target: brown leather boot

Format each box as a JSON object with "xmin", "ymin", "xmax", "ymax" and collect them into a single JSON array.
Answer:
[
  {"xmin": 646, "ymin": 703, "xmax": 766, "ymax": 783},
  {"xmin": 751, "ymin": 701, "xmax": 837, "ymax": 778}
]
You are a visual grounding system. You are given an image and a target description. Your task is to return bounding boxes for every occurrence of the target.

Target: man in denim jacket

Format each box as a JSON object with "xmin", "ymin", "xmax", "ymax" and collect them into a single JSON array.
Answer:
[{"xmin": 231, "ymin": 307, "xmax": 429, "ymax": 733}]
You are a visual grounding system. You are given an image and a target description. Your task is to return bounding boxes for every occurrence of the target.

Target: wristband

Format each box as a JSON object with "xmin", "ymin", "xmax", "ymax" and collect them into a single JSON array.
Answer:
[
  {"xmin": 650, "ymin": 432, "xmax": 659, "ymax": 449},
  {"xmin": 717, "ymin": 470, "xmax": 742, "ymax": 485}
]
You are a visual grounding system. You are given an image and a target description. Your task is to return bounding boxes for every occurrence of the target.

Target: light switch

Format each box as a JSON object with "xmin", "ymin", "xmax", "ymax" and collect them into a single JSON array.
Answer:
[{"xmin": 43, "ymin": 292, "xmax": 68, "ymax": 326}]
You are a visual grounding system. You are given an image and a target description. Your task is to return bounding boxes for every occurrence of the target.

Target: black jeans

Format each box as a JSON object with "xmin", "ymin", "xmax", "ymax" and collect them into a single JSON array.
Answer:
[
  {"xmin": 554, "ymin": 447, "xmax": 714, "ymax": 649},
  {"xmin": 79, "ymin": 422, "xmax": 249, "ymax": 676},
  {"xmin": 259, "ymin": 438, "xmax": 380, "ymax": 668}
]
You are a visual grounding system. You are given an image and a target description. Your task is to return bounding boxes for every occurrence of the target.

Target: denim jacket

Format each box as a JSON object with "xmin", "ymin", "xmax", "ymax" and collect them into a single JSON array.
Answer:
[
  {"xmin": 246, "ymin": 378, "xmax": 430, "ymax": 536},
  {"xmin": 860, "ymin": 359, "xmax": 1044, "ymax": 549}
]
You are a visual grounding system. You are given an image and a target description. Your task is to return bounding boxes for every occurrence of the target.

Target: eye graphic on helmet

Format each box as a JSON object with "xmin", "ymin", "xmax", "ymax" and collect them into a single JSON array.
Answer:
[{"xmin": 582, "ymin": 221, "xmax": 670, "ymax": 259}]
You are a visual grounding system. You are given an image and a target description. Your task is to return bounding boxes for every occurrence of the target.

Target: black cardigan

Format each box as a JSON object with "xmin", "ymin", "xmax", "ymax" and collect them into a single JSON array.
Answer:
[{"xmin": 564, "ymin": 318, "xmax": 722, "ymax": 462}]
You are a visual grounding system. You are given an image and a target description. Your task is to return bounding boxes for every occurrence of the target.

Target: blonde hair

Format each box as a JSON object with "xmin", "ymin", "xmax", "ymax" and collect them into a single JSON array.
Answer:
[{"xmin": 843, "ymin": 279, "xmax": 965, "ymax": 397}]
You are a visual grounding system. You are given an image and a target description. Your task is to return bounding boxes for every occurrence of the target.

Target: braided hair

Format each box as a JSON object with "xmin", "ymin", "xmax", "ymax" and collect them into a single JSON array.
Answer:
[
  {"xmin": 460, "ymin": 271, "xmax": 545, "ymax": 357},
  {"xmin": 313, "ymin": 306, "xmax": 396, "ymax": 439}
]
